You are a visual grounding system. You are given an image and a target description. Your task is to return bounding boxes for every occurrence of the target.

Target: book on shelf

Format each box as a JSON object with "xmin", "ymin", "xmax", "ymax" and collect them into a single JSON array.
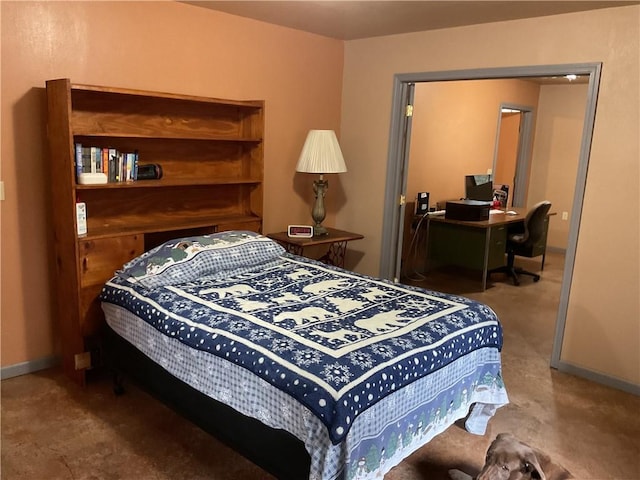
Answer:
[
  {"xmin": 102, "ymin": 148, "xmax": 109, "ymax": 181},
  {"xmin": 79, "ymin": 146, "xmax": 92, "ymax": 174},
  {"xmin": 74, "ymin": 144, "xmax": 140, "ymax": 184},
  {"xmin": 108, "ymin": 150, "xmax": 117, "ymax": 183},
  {"xmin": 90, "ymin": 146, "xmax": 100, "ymax": 173},
  {"xmin": 75, "ymin": 143, "xmax": 83, "ymax": 178}
]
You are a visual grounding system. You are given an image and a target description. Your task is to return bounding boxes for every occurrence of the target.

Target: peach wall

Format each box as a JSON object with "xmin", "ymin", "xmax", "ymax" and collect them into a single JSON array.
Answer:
[
  {"xmin": 406, "ymin": 79, "xmax": 540, "ymax": 210},
  {"xmin": 527, "ymin": 84, "xmax": 588, "ymax": 249},
  {"xmin": 0, "ymin": 1, "xmax": 343, "ymax": 367},
  {"xmin": 2, "ymin": 3, "xmax": 638, "ymax": 389},
  {"xmin": 340, "ymin": 7, "xmax": 639, "ymax": 384}
]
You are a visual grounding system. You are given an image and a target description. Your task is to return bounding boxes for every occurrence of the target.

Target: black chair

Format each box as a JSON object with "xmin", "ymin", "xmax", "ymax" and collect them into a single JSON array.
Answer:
[{"xmin": 489, "ymin": 201, "xmax": 552, "ymax": 286}]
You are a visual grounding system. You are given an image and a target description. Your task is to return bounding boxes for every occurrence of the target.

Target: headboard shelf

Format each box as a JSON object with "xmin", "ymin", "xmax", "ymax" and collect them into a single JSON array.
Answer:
[
  {"xmin": 69, "ymin": 81, "xmax": 264, "ymax": 108},
  {"xmin": 71, "ymin": 131, "xmax": 263, "ymax": 142},
  {"xmin": 76, "ymin": 178, "xmax": 262, "ymax": 190},
  {"xmin": 46, "ymin": 78, "xmax": 264, "ymax": 385},
  {"xmin": 81, "ymin": 214, "xmax": 262, "ymax": 241}
]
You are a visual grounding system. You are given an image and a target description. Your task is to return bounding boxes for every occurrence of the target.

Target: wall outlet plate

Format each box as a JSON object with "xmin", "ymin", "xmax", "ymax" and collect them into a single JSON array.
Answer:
[{"xmin": 74, "ymin": 352, "xmax": 91, "ymax": 370}]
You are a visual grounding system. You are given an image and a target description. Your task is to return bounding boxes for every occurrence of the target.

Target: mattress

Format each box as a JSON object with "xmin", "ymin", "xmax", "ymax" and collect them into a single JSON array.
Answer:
[{"xmin": 101, "ymin": 251, "xmax": 508, "ymax": 480}]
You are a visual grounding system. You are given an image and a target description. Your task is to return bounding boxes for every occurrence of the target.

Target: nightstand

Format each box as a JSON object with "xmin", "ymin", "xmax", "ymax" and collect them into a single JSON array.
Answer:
[{"xmin": 267, "ymin": 227, "xmax": 364, "ymax": 268}]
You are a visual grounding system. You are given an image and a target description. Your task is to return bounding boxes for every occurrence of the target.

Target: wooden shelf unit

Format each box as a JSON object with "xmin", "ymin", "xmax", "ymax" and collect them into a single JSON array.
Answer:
[{"xmin": 45, "ymin": 79, "xmax": 264, "ymax": 384}]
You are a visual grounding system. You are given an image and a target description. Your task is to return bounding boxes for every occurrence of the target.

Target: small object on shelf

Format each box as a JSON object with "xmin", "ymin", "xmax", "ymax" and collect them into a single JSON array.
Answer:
[
  {"xmin": 137, "ymin": 164, "xmax": 163, "ymax": 180},
  {"xmin": 77, "ymin": 172, "xmax": 108, "ymax": 185},
  {"xmin": 75, "ymin": 202, "xmax": 87, "ymax": 235}
]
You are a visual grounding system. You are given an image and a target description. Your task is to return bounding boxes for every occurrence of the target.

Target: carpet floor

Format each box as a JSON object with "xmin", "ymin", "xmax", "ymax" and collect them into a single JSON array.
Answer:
[{"xmin": 2, "ymin": 252, "xmax": 639, "ymax": 479}]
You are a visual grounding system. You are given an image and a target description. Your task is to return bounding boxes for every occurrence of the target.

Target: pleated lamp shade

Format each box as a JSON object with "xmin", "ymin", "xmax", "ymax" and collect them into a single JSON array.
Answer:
[{"xmin": 295, "ymin": 130, "xmax": 347, "ymax": 174}]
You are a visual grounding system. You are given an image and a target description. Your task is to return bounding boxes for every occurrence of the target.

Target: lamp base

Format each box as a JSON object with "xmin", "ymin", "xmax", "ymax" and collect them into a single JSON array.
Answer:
[
  {"xmin": 313, "ymin": 224, "xmax": 329, "ymax": 236},
  {"xmin": 311, "ymin": 178, "xmax": 329, "ymax": 236}
]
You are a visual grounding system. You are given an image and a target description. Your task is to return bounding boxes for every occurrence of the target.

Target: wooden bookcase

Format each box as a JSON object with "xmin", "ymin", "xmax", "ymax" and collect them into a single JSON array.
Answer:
[{"xmin": 45, "ymin": 79, "xmax": 264, "ymax": 385}]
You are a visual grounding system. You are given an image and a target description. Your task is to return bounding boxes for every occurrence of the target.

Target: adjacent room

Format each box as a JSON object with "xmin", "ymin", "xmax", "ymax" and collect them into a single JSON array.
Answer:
[{"xmin": 2, "ymin": 2, "xmax": 638, "ymax": 480}]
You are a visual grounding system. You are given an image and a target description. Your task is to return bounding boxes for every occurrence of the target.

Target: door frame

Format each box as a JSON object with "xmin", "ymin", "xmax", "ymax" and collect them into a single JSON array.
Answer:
[
  {"xmin": 379, "ymin": 63, "xmax": 602, "ymax": 370},
  {"xmin": 391, "ymin": 83, "xmax": 416, "ymax": 281}
]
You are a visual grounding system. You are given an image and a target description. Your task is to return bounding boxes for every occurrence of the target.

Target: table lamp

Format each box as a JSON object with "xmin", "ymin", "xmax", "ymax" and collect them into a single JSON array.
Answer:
[{"xmin": 295, "ymin": 130, "xmax": 347, "ymax": 236}]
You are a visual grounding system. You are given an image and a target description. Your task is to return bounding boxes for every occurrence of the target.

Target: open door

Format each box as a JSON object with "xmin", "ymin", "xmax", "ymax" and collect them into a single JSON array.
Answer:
[
  {"xmin": 380, "ymin": 80, "xmax": 415, "ymax": 282},
  {"xmin": 392, "ymin": 83, "xmax": 416, "ymax": 281},
  {"xmin": 493, "ymin": 104, "xmax": 535, "ymax": 207},
  {"xmin": 492, "ymin": 105, "xmax": 535, "ymax": 208}
]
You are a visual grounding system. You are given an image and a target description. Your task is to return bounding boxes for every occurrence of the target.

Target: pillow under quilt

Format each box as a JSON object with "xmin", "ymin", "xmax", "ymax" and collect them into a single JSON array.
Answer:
[{"xmin": 116, "ymin": 231, "xmax": 285, "ymax": 288}]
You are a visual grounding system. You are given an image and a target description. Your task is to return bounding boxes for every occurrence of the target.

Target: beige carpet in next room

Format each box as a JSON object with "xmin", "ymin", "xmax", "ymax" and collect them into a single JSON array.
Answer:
[{"xmin": 2, "ymin": 252, "xmax": 639, "ymax": 479}]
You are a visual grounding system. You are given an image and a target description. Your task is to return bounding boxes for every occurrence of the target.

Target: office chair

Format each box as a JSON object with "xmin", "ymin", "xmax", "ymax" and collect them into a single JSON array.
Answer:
[{"xmin": 489, "ymin": 200, "xmax": 552, "ymax": 286}]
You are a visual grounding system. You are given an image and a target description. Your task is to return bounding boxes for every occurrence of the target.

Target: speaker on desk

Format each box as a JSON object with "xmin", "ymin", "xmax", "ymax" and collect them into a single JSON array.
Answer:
[{"xmin": 416, "ymin": 192, "xmax": 430, "ymax": 215}]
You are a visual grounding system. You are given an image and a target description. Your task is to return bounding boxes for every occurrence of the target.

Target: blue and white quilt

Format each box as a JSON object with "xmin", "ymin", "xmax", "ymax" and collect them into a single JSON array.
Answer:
[{"xmin": 101, "ymin": 252, "xmax": 505, "ymax": 449}]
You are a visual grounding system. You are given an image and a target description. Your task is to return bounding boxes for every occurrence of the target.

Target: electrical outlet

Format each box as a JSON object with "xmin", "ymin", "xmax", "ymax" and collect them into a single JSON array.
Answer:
[
  {"xmin": 562, "ymin": 211, "xmax": 568, "ymax": 220},
  {"xmin": 74, "ymin": 352, "xmax": 92, "ymax": 370},
  {"xmin": 0, "ymin": 181, "xmax": 4, "ymax": 201}
]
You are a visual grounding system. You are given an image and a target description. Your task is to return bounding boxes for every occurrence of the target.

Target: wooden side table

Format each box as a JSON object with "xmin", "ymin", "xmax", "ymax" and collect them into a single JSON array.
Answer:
[{"xmin": 267, "ymin": 227, "xmax": 364, "ymax": 268}]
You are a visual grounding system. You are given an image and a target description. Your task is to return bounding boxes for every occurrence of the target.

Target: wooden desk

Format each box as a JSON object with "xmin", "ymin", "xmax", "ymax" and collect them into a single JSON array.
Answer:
[
  {"xmin": 267, "ymin": 228, "xmax": 364, "ymax": 268},
  {"xmin": 426, "ymin": 207, "xmax": 548, "ymax": 290}
]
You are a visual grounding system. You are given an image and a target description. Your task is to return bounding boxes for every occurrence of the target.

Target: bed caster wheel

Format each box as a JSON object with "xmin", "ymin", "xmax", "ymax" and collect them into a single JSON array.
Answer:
[{"xmin": 113, "ymin": 372, "xmax": 125, "ymax": 396}]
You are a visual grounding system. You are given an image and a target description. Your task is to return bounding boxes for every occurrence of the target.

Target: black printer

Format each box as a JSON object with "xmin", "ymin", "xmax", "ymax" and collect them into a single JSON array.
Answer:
[{"xmin": 445, "ymin": 200, "xmax": 491, "ymax": 221}]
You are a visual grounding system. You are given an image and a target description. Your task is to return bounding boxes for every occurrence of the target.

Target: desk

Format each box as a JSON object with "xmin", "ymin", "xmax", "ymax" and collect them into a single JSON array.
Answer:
[
  {"xmin": 267, "ymin": 228, "xmax": 364, "ymax": 269},
  {"xmin": 425, "ymin": 207, "xmax": 550, "ymax": 290}
]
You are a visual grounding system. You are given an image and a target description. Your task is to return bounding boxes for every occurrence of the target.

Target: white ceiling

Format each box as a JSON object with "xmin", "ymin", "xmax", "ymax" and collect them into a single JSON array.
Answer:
[{"xmin": 181, "ymin": 1, "xmax": 637, "ymax": 40}]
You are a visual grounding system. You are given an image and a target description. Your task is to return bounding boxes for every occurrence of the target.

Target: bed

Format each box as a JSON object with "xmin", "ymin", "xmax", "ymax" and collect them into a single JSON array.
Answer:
[{"xmin": 99, "ymin": 231, "xmax": 508, "ymax": 480}]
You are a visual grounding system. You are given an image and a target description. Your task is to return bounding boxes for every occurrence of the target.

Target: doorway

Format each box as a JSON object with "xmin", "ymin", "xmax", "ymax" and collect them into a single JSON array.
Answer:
[
  {"xmin": 493, "ymin": 105, "xmax": 535, "ymax": 208},
  {"xmin": 494, "ymin": 109, "xmax": 522, "ymax": 207},
  {"xmin": 379, "ymin": 63, "xmax": 601, "ymax": 371}
]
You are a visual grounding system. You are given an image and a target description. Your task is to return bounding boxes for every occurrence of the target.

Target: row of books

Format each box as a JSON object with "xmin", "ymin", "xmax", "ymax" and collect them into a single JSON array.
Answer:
[{"xmin": 75, "ymin": 144, "xmax": 139, "ymax": 183}]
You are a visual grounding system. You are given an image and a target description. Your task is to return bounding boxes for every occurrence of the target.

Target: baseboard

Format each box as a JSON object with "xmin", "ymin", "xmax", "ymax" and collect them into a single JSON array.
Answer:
[
  {"xmin": 546, "ymin": 246, "xmax": 567, "ymax": 254},
  {"xmin": 556, "ymin": 360, "xmax": 640, "ymax": 396},
  {"xmin": 1, "ymin": 356, "xmax": 59, "ymax": 380}
]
